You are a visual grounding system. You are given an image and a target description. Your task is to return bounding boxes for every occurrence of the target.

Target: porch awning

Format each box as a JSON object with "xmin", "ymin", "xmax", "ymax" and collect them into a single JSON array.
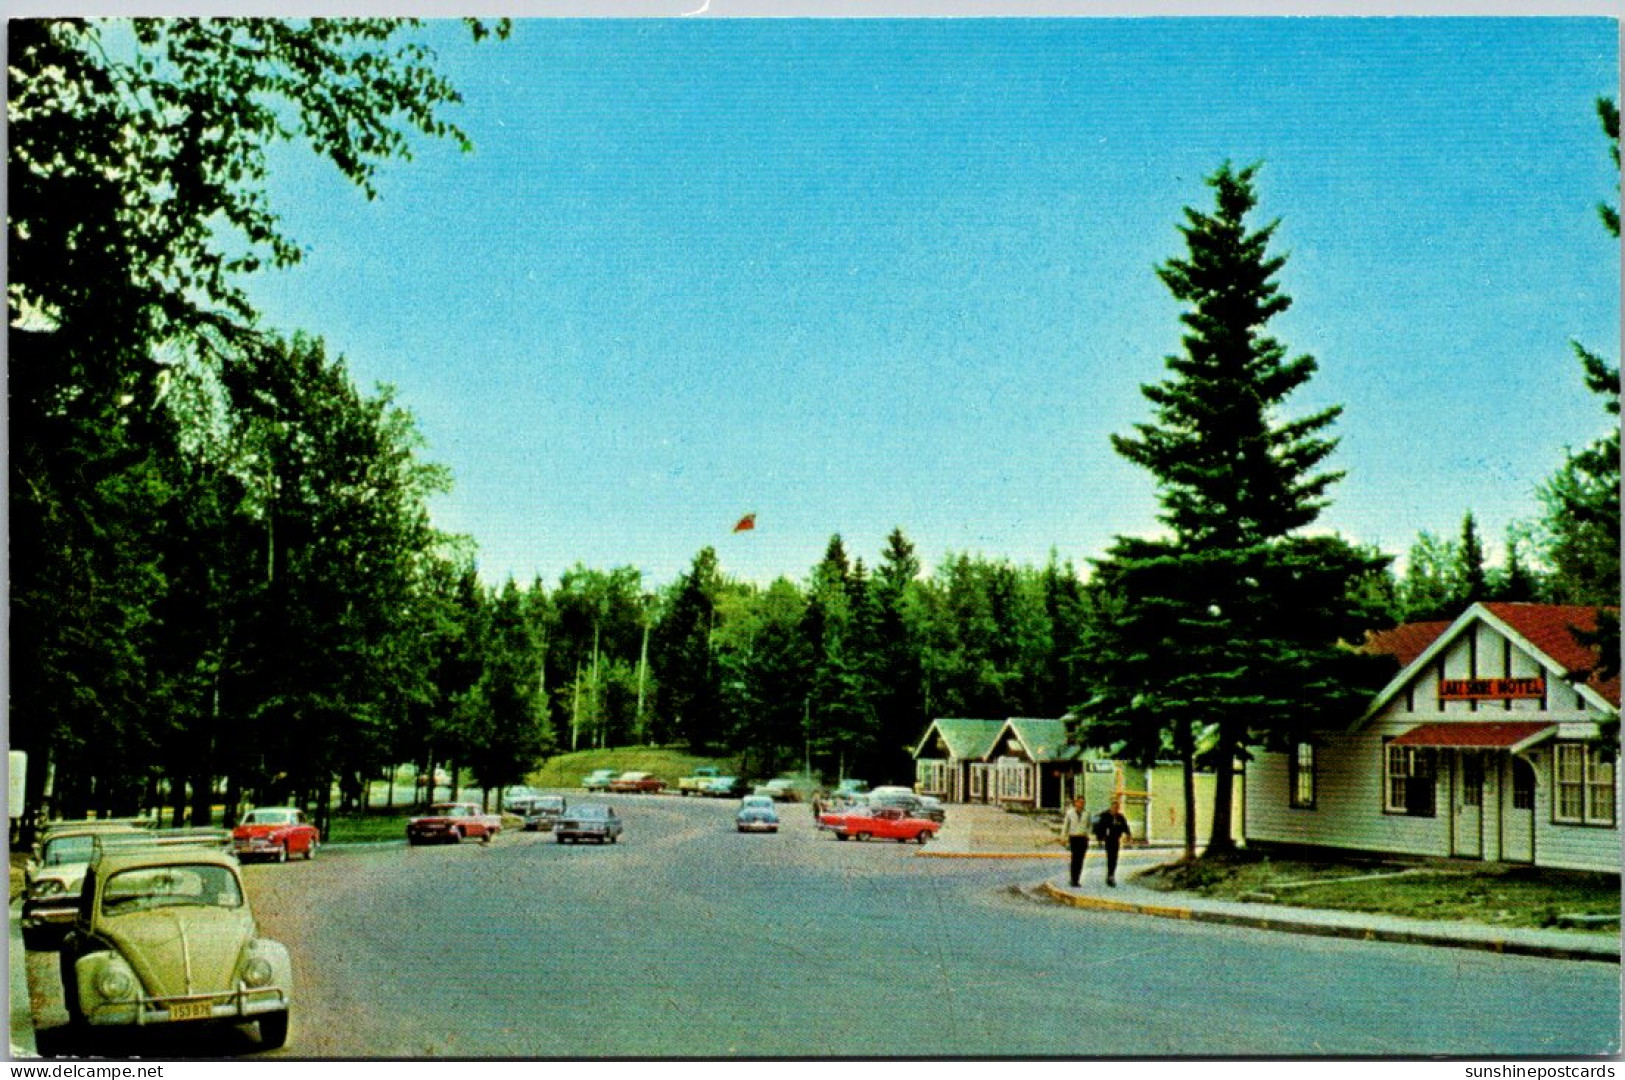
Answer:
[{"xmin": 1389, "ymin": 721, "xmax": 1555, "ymax": 752}]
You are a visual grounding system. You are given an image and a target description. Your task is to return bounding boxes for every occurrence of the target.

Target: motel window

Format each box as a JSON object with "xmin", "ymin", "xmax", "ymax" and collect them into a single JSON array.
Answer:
[
  {"xmin": 1555, "ymin": 744, "xmax": 1616, "ymax": 826},
  {"xmin": 1461, "ymin": 752, "xmax": 1483, "ymax": 808},
  {"xmin": 1288, "ymin": 743, "xmax": 1316, "ymax": 809},
  {"xmin": 1511, "ymin": 758, "xmax": 1535, "ymax": 811},
  {"xmin": 1384, "ymin": 743, "xmax": 1436, "ymax": 817}
]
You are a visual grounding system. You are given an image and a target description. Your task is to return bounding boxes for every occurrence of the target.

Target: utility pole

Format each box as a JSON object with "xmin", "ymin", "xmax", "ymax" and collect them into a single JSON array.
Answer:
[{"xmin": 635, "ymin": 597, "xmax": 652, "ymax": 745}]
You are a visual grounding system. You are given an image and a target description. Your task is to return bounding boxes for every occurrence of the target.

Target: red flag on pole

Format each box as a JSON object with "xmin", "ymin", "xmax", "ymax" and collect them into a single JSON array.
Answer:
[{"xmin": 732, "ymin": 513, "xmax": 756, "ymax": 533}]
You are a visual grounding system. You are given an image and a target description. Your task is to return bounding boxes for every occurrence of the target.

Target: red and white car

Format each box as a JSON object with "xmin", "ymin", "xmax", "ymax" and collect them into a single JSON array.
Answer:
[
  {"xmin": 607, "ymin": 771, "xmax": 666, "ymax": 794},
  {"xmin": 232, "ymin": 807, "xmax": 320, "ymax": 863},
  {"xmin": 817, "ymin": 805, "xmax": 939, "ymax": 844},
  {"xmin": 407, "ymin": 802, "xmax": 502, "ymax": 845}
]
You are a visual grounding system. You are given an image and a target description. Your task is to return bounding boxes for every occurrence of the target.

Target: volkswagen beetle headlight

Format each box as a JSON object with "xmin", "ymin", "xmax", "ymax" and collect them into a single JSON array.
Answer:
[
  {"xmin": 96, "ymin": 965, "xmax": 135, "ymax": 1001},
  {"xmin": 242, "ymin": 955, "xmax": 274, "ymax": 988}
]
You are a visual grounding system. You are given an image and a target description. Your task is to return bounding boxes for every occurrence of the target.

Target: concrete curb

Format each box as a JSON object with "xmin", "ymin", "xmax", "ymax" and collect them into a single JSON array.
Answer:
[
  {"xmin": 10, "ymin": 901, "xmax": 37, "ymax": 1058},
  {"xmin": 1034, "ymin": 881, "xmax": 1620, "ymax": 965},
  {"xmin": 919, "ymin": 851, "xmax": 1065, "ymax": 859}
]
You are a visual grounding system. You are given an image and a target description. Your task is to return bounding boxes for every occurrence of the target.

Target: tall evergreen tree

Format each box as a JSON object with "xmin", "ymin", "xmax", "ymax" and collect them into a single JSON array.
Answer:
[
  {"xmin": 652, "ymin": 548, "xmax": 724, "ymax": 751},
  {"xmin": 1457, "ymin": 512, "xmax": 1488, "ymax": 605},
  {"xmin": 1083, "ymin": 162, "xmax": 1389, "ymax": 856}
]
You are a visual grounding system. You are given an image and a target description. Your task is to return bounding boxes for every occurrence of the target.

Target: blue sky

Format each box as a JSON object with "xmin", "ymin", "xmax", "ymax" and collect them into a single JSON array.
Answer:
[{"xmin": 247, "ymin": 17, "xmax": 1620, "ymax": 589}]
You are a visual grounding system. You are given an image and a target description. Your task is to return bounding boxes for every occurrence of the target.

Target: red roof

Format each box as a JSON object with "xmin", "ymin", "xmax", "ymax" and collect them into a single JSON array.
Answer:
[
  {"xmin": 1390, "ymin": 721, "xmax": 1555, "ymax": 750},
  {"xmin": 1481, "ymin": 603, "xmax": 1619, "ymax": 706},
  {"xmin": 1363, "ymin": 621, "xmax": 1450, "ymax": 669},
  {"xmin": 1362, "ymin": 603, "xmax": 1619, "ymax": 710}
]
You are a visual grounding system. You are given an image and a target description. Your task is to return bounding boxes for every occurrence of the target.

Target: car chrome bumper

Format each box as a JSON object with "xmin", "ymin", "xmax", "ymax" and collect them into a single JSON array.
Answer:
[
  {"xmin": 88, "ymin": 985, "xmax": 290, "ymax": 1027},
  {"xmin": 20, "ymin": 901, "xmax": 77, "ymax": 929}
]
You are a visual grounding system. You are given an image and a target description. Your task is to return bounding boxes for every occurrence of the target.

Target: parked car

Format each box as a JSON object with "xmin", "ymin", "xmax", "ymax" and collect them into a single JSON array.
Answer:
[
  {"xmin": 519, "ymin": 794, "xmax": 568, "ymax": 832},
  {"xmin": 702, "ymin": 775, "xmax": 747, "ymax": 798},
  {"xmin": 868, "ymin": 785, "xmax": 916, "ymax": 799},
  {"xmin": 735, "ymin": 795, "xmax": 780, "ymax": 833},
  {"xmin": 555, "ymin": 804, "xmax": 623, "ymax": 844},
  {"xmin": 501, "ymin": 786, "xmax": 542, "ymax": 813},
  {"xmin": 608, "ymin": 771, "xmax": 665, "ymax": 794},
  {"xmin": 232, "ymin": 807, "xmax": 320, "ymax": 863},
  {"xmin": 817, "ymin": 804, "xmax": 939, "ymax": 844},
  {"xmin": 406, "ymin": 802, "xmax": 502, "ymax": 845},
  {"xmin": 581, "ymin": 769, "xmax": 619, "ymax": 792},
  {"xmin": 869, "ymin": 791, "xmax": 929, "ymax": 818},
  {"xmin": 832, "ymin": 779, "xmax": 869, "ymax": 797},
  {"xmin": 677, "ymin": 766, "xmax": 722, "ymax": 796},
  {"xmin": 914, "ymin": 795, "xmax": 947, "ymax": 824},
  {"xmin": 755, "ymin": 776, "xmax": 819, "ymax": 803},
  {"xmin": 22, "ymin": 822, "xmax": 147, "ymax": 950},
  {"xmin": 59, "ymin": 840, "xmax": 293, "ymax": 1049}
]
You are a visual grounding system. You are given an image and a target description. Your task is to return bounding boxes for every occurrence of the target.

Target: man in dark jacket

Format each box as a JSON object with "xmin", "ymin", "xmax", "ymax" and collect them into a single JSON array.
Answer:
[{"xmin": 1093, "ymin": 799, "xmax": 1132, "ymax": 887}]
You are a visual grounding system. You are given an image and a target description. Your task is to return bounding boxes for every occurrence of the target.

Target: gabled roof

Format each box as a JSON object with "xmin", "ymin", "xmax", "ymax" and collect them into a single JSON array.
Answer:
[
  {"xmin": 1481, "ymin": 603, "xmax": 1620, "ymax": 706},
  {"xmin": 913, "ymin": 718, "xmax": 1003, "ymax": 761},
  {"xmin": 1001, "ymin": 717, "xmax": 1080, "ymax": 763},
  {"xmin": 1357, "ymin": 602, "xmax": 1619, "ymax": 727}
]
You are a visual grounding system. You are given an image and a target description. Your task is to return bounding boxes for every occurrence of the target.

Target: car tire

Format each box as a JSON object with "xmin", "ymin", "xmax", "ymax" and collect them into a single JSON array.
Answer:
[
  {"xmin": 609, "ymin": 834, "xmax": 618, "ymax": 844},
  {"xmin": 855, "ymin": 832, "xmax": 870, "ymax": 842},
  {"xmin": 276, "ymin": 843, "xmax": 288, "ymax": 864},
  {"xmin": 305, "ymin": 840, "xmax": 317, "ymax": 861},
  {"xmin": 834, "ymin": 832, "xmax": 847, "ymax": 841},
  {"xmin": 258, "ymin": 1010, "xmax": 291, "ymax": 1050},
  {"xmin": 916, "ymin": 831, "xmax": 930, "ymax": 844},
  {"xmin": 449, "ymin": 828, "xmax": 462, "ymax": 845}
]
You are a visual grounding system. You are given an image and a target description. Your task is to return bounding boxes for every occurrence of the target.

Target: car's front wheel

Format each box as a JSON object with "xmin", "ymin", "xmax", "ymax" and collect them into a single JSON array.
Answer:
[
  {"xmin": 916, "ymin": 831, "xmax": 930, "ymax": 844},
  {"xmin": 854, "ymin": 832, "xmax": 871, "ymax": 842},
  {"xmin": 276, "ymin": 843, "xmax": 288, "ymax": 864},
  {"xmin": 305, "ymin": 840, "xmax": 317, "ymax": 861},
  {"xmin": 448, "ymin": 828, "xmax": 462, "ymax": 845},
  {"xmin": 258, "ymin": 1010, "xmax": 290, "ymax": 1051}
]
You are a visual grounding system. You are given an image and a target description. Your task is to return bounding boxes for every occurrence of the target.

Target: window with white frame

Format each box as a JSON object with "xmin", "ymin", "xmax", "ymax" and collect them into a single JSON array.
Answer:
[
  {"xmin": 1384, "ymin": 743, "xmax": 1436, "ymax": 817},
  {"xmin": 916, "ymin": 760, "xmax": 949, "ymax": 795},
  {"xmin": 996, "ymin": 758, "xmax": 1033, "ymax": 801},
  {"xmin": 1554, "ymin": 743, "xmax": 1616, "ymax": 826},
  {"xmin": 1289, "ymin": 743, "xmax": 1316, "ymax": 809}
]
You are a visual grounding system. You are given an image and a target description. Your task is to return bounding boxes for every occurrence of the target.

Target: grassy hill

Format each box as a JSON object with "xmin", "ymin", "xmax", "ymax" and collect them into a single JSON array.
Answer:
[{"xmin": 526, "ymin": 747, "xmax": 739, "ymax": 790}]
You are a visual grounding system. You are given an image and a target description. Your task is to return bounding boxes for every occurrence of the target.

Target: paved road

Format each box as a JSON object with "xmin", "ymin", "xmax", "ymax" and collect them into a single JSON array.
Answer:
[{"xmin": 29, "ymin": 794, "xmax": 1622, "ymax": 1057}]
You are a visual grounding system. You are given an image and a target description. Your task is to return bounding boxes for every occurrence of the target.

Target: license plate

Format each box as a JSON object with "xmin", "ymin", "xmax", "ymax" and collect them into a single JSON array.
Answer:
[{"xmin": 167, "ymin": 1000, "xmax": 213, "ymax": 1022}]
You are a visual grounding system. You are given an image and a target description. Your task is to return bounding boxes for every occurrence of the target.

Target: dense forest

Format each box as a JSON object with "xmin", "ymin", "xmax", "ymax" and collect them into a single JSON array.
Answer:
[{"xmin": 10, "ymin": 21, "xmax": 1618, "ymax": 838}]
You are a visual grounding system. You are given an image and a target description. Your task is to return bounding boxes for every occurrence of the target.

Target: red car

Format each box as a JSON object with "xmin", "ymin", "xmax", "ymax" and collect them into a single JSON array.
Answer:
[
  {"xmin": 407, "ymin": 802, "xmax": 503, "ymax": 845},
  {"xmin": 817, "ymin": 805, "xmax": 939, "ymax": 844},
  {"xmin": 607, "ymin": 771, "xmax": 665, "ymax": 794},
  {"xmin": 232, "ymin": 807, "xmax": 320, "ymax": 862}
]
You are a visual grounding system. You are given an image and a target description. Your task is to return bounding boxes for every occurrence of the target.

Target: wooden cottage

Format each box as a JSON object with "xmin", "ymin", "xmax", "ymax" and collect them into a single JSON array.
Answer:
[
  {"xmin": 1245, "ymin": 603, "xmax": 1619, "ymax": 872},
  {"xmin": 914, "ymin": 717, "xmax": 1081, "ymax": 810}
]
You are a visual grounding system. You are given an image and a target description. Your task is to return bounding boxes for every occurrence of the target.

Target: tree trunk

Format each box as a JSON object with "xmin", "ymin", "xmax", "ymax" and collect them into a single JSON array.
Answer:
[{"xmin": 1206, "ymin": 725, "xmax": 1239, "ymax": 857}]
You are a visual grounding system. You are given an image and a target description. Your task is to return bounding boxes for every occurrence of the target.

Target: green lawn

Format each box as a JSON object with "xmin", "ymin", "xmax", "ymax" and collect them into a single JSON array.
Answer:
[
  {"xmin": 524, "ymin": 747, "xmax": 738, "ymax": 789},
  {"xmin": 1139, "ymin": 853, "xmax": 1621, "ymax": 932}
]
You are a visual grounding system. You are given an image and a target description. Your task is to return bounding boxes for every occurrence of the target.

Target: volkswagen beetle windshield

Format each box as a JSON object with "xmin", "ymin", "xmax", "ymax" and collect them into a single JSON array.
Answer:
[{"xmin": 102, "ymin": 865, "xmax": 243, "ymax": 913}]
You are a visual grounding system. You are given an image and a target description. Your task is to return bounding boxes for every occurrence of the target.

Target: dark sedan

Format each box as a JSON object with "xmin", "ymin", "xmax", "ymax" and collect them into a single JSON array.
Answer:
[{"xmin": 556, "ymin": 803, "xmax": 624, "ymax": 844}]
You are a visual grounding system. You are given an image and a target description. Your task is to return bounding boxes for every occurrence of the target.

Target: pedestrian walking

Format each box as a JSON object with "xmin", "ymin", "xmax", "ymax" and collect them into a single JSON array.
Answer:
[
  {"xmin": 1093, "ymin": 799, "xmax": 1132, "ymax": 887},
  {"xmin": 1061, "ymin": 795, "xmax": 1091, "ymax": 888}
]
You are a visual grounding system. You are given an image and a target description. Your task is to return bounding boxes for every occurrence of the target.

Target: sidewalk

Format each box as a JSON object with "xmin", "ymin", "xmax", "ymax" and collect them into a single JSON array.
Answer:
[
  {"xmin": 10, "ymin": 901, "xmax": 38, "ymax": 1058},
  {"xmin": 922, "ymin": 803, "xmax": 1619, "ymax": 965}
]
